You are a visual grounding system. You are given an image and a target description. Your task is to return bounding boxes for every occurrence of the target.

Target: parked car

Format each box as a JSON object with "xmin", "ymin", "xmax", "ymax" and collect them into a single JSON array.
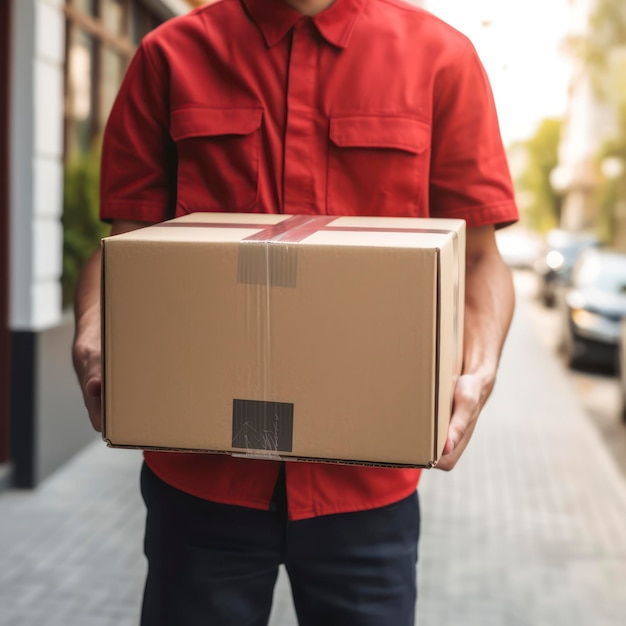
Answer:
[
  {"xmin": 559, "ymin": 248, "xmax": 626, "ymax": 370},
  {"xmin": 535, "ymin": 229, "xmax": 599, "ymax": 307}
]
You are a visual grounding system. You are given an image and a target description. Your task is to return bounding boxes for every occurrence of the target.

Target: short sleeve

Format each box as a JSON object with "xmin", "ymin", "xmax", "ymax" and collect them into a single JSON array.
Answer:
[
  {"xmin": 429, "ymin": 42, "xmax": 519, "ymax": 229},
  {"xmin": 100, "ymin": 41, "xmax": 176, "ymax": 223}
]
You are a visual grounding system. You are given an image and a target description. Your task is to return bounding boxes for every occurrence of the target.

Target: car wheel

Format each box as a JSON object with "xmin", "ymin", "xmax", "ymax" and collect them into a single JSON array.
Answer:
[
  {"xmin": 616, "ymin": 320, "xmax": 626, "ymax": 422},
  {"xmin": 542, "ymin": 290, "xmax": 555, "ymax": 308},
  {"xmin": 619, "ymin": 372, "xmax": 626, "ymax": 423},
  {"xmin": 620, "ymin": 372, "xmax": 626, "ymax": 424},
  {"xmin": 561, "ymin": 324, "xmax": 586, "ymax": 370},
  {"xmin": 540, "ymin": 280, "xmax": 556, "ymax": 308}
]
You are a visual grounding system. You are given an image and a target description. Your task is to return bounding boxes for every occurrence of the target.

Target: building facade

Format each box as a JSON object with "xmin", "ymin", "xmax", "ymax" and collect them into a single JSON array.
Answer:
[
  {"xmin": 554, "ymin": 0, "xmax": 621, "ymax": 235},
  {"xmin": 552, "ymin": 0, "xmax": 626, "ymax": 239},
  {"xmin": 0, "ymin": 0, "xmax": 200, "ymax": 490}
]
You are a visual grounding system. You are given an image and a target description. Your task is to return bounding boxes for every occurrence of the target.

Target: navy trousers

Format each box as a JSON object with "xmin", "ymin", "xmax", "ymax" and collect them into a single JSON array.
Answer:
[{"xmin": 140, "ymin": 463, "xmax": 420, "ymax": 626}]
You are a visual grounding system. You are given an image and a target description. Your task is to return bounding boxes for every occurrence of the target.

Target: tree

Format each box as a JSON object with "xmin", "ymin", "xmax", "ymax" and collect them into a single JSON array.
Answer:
[
  {"xmin": 511, "ymin": 118, "xmax": 563, "ymax": 233},
  {"xmin": 61, "ymin": 140, "xmax": 108, "ymax": 308},
  {"xmin": 585, "ymin": 0, "xmax": 626, "ymax": 100}
]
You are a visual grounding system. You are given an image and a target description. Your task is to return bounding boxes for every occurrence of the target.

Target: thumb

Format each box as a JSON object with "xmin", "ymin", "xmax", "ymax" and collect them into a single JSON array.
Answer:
[
  {"xmin": 85, "ymin": 377, "xmax": 101, "ymax": 398},
  {"xmin": 442, "ymin": 436, "xmax": 456, "ymax": 456}
]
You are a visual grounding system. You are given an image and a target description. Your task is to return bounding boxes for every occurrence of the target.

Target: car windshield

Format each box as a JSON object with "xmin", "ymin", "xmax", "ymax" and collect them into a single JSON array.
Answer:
[
  {"xmin": 561, "ymin": 243, "xmax": 591, "ymax": 266},
  {"xmin": 574, "ymin": 253, "xmax": 626, "ymax": 293}
]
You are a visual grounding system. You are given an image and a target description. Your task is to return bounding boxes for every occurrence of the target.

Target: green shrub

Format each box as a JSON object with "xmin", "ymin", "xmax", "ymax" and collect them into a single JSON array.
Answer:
[{"xmin": 61, "ymin": 141, "xmax": 108, "ymax": 308}]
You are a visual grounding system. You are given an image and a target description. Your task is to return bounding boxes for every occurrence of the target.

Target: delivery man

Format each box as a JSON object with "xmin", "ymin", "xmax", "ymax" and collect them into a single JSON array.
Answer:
[{"xmin": 72, "ymin": 0, "xmax": 519, "ymax": 624}]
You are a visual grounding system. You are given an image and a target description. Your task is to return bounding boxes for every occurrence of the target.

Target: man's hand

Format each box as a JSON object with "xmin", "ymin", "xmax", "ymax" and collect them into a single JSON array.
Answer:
[
  {"xmin": 72, "ymin": 245, "xmax": 104, "ymax": 432},
  {"xmin": 437, "ymin": 373, "xmax": 492, "ymax": 471},
  {"xmin": 73, "ymin": 318, "xmax": 103, "ymax": 432},
  {"xmin": 74, "ymin": 347, "xmax": 103, "ymax": 431},
  {"xmin": 72, "ymin": 220, "xmax": 149, "ymax": 432},
  {"xmin": 436, "ymin": 224, "xmax": 515, "ymax": 471}
]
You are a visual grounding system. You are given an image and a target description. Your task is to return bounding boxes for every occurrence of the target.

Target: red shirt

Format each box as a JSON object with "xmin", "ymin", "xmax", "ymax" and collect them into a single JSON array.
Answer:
[{"xmin": 100, "ymin": 0, "xmax": 518, "ymax": 520}]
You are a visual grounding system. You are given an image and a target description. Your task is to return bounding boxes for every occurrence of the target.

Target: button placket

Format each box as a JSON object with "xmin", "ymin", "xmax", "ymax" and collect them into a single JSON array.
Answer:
[{"xmin": 283, "ymin": 20, "xmax": 320, "ymax": 213}]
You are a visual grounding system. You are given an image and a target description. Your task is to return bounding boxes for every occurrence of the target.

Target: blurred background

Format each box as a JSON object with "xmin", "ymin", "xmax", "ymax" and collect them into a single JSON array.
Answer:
[{"xmin": 1, "ymin": 0, "xmax": 626, "ymax": 625}]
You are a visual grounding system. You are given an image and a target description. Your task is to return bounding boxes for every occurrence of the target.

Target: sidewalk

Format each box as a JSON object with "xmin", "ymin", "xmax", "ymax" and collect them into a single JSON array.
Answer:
[
  {"xmin": 416, "ymin": 288, "xmax": 626, "ymax": 625},
  {"xmin": 1, "ymin": 288, "xmax": 626, "ymax": 626}
]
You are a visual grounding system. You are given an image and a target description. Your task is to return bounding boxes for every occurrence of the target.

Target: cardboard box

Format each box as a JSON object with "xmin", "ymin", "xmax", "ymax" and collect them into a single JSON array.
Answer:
[{"xmin": 102, "ymin": 213, "xmax": 465, "ymax": 467}]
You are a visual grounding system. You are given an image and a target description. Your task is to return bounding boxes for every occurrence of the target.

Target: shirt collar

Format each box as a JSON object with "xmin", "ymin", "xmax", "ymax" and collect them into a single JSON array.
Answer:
[{"xmin": 241, "ymin": 0, "xmax": 369, "ymax": 49}]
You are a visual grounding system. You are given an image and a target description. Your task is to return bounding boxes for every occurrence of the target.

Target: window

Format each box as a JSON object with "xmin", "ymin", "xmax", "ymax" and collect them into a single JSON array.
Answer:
[
  {"xmin": 64, "ymin": 0, "xmax": 162, "ymax": 162},
  {"xmin": 62, "ymin": 0, "xmax": 163, "ymax": 306}
]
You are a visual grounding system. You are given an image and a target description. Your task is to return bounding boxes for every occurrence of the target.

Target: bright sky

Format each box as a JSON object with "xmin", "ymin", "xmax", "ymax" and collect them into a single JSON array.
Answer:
[{"xmin": 421, "ymin": 0, "xmax": 573, "ymax": 146}]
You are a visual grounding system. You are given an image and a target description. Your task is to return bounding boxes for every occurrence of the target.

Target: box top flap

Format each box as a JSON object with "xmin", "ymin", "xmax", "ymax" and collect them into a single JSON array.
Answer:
[{"xmin": 103, "ymin": 213, "xmax": 466, "ymax": 247}]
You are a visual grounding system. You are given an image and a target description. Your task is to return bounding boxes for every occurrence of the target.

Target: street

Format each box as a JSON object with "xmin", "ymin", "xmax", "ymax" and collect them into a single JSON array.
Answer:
[{"xmin": 519, "ymin": 269, "xmax": 626, "ymax": 479}]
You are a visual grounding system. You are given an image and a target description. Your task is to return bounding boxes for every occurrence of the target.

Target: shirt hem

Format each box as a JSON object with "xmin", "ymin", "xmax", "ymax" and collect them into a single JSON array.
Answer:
[
  {"xmin": 143, "ymin": 455, "xmax": 422, "ymax": 520},
  {"xmin": 100, "ymin": 198, "xmax": 171, "ymax": 224},
  {"xmin": 434, "ymin": 200, "xmax": 519, "ymax": 229},
  {"xmin": 289, "ymin": 478, "xmax": 421, "ymax": 521},
  {"xmin": 143, "ymin": 456, "xmax": 273, "ymax": 511}
]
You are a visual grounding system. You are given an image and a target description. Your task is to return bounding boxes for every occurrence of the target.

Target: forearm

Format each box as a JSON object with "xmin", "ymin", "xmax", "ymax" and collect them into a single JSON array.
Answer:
[
  {"xmin": 72, "ymin": 246, "xmax": 105, "ymax": 431},
  {"xmin": 73, "ymin": 249, "xmax": 102, "ymax": 355},
  {"xmin": 462, "ymin": 242, "xmax": 515, "ymax": 401},
  {"xmin": 72, "ymin": 220, "xmax": 150, "ymax": 430},
  {"xmin": 437, "ymin": 225, "xmax": 515, "ymax": 469},
  {"xmin": 74, "ymin": 220, "xmax": 148, "ymax": 354}
]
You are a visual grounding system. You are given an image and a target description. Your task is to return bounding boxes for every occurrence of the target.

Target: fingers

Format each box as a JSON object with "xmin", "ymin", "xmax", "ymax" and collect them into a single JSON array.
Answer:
[
  {"xmin": 85, "ymin": 377, "xmax": 101, "ymax": 398},
  {"xmin": 84, "ymin": 376, "xmax": 103, "ymax": 432},
  {"xmin": 436, "ymin": 374, "xmax": 483, "ymax": 471},
  {"xmin": 73, "ymin": 344, "xmax": 103, "ymax": 432},
  {"xmin": 437, "ymin": 420, "xmax": 478, "ymax": 471},
  {"xmin": 84, "ymin": 391, "xmax": 103, "ymax": 432}
]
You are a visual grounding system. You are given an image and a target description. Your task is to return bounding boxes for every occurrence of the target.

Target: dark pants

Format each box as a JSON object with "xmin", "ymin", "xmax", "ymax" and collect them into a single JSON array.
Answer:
[{"xmin": 140, "ymin": 463, "xmax": 420, "ymax": 626}]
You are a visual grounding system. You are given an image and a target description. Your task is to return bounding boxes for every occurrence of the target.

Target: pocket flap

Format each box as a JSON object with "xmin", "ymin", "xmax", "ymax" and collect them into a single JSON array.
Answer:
[
  {"xmin": 171, "ymin": 107, "xmax": 263, "ymax": 141},
  {"xmin": 329, "ymin": 116, "xmax": 429, "ymax": 154}
]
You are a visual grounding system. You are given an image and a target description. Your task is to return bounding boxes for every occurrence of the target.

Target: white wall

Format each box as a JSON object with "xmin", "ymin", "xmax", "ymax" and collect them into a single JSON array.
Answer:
[
  {"xmin": 10, "ymin": 0, "xmax": 65, "ymax": 331},
  {"xmin": 9, "ymin": 0, "xmax": 192, "ymax": 332}
]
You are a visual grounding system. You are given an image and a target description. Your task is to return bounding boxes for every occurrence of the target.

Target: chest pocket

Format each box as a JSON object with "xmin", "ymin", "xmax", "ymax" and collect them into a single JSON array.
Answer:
[
  {"xmin": 171, "ymin": 107, "xmax": 263, "ymax": 214},
  {"xmin": 327, "ymin": 116, "xmax": 430, "ymax": 216}
]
